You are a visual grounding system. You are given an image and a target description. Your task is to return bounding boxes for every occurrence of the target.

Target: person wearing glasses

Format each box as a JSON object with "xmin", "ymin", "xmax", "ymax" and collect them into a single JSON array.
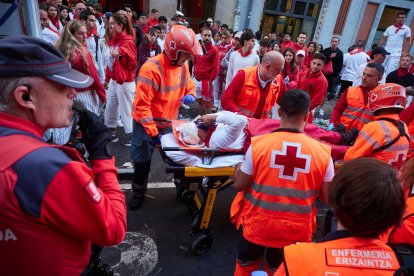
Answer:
[{"xmin": 378, "ymin": 12, "xmax": 412, "ymax": 78}]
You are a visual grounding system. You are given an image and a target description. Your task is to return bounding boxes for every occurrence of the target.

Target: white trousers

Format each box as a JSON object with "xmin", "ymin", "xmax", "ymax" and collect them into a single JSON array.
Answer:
[
  {"xmin": 104, "ymin": 80, "xmax": 135, "ymax": 134},
  {"xmin": 383, "ymin": 55, "xmax": 400, "ymax": 79}
]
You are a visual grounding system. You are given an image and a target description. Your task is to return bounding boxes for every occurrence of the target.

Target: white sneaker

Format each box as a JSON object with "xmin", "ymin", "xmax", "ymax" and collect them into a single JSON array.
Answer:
[{"xmin": 117, "ymin": 119, "xmax": 123, "ymax": 127}]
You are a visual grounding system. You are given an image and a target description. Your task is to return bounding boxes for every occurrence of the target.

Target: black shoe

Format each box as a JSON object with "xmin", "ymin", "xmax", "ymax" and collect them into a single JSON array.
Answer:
[
  {"xmin": 129, "ymin": 195, "xmax": 145, "ymax": 211},
  {"xmin": 341, "ymin": 128, "xmax": 359, "ymax": 146}
]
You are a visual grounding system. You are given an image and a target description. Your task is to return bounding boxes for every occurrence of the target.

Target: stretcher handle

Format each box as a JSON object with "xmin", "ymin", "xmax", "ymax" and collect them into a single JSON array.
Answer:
[
  {"xmin": 153, "ymin": 118, "xmax": 172, "ymax": 122},
  {"xmin": 162, "ymin": 147, "xmax": 244, "ymax": 153}
]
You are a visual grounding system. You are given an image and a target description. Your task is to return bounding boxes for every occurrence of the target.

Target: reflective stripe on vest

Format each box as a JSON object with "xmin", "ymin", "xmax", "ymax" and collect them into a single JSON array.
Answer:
[
  {"xmin": 241, "ymin": 132, "xmax": 331, "ymax": 247},
  {"xmin": 244, "ymin": 191, "xmax": 313, "ymax": 214},
  {"xmin": 235, "ymin": 66, "xmax": 280, "ymax": 118},
  {"xmin": 339, "ymin": 87, "xmax": 373, "ymax": 131}
]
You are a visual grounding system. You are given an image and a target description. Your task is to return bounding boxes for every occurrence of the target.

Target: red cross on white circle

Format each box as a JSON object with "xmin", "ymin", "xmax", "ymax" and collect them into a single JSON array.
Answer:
[{"xmin": 270, "ymin": 142, "xmax": 311, "ymax": 180}]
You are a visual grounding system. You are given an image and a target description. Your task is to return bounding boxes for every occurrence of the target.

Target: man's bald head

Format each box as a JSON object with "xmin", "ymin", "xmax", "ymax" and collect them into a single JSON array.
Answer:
[{"xmin": 259, "ymin": 50, "xmax": 285, "ymax": 82}]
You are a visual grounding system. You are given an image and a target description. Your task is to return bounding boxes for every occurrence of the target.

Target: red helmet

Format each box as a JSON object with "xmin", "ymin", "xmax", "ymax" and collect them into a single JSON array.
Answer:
[
  {"xmin": 164, "ymin": 25, "xmax": 202, "ymax": 61},
  {"xmin": 368, "ymin": 83, "xmax": 407, "ymax": 113}
]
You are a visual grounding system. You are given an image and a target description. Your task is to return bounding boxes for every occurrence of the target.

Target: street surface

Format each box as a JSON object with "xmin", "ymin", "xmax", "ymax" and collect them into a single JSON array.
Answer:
[{"xmin": 102, "ymin": 101, "xmax": 335, "ymax": 275}]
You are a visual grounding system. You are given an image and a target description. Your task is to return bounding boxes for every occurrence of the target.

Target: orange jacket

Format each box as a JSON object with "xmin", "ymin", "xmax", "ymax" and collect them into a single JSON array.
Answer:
[
  {"xmin": 388, "ymin": 195, "xmax": 414, "ymax": 245},
  {"xmin": 344, "ymin": 114, "xmax": 409, "ymax": 170},
  {"xmin": 275, "ymin": 235, "xmax": 400, "ymax": 276},
  {"xmin": 236, "ymin": 66, "xmax": 282, "ymax": 118},
  {"xmin": 407, "ymin": 120, "xmax": 414, "ymax": 160},
  {"xmin": 339, "ymin": 86, "xmax": 374, "ymax": 131},
  {"xmin": 235, "ymin": 131, "xmax": 331, "ymax": 248},
  {"xmin": 132, "ymin": 54, "xmax": 196, "ymax": 137}
]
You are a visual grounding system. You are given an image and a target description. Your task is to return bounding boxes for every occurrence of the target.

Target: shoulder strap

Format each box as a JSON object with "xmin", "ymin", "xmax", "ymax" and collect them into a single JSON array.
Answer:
[
  {"xmin": 0, "ymin": 129, "xmax": 83, "ymax": 170},
  {"xmin": 388, "ymin": 243, "xmax": 414, "ymax": 276},
  {"xmin": 372, "ymin": 118, "xmax": 410, "ymax": 153},
  {"xmin": 94, "ymin": 35, "xmax": 99, "ymax": 62}
]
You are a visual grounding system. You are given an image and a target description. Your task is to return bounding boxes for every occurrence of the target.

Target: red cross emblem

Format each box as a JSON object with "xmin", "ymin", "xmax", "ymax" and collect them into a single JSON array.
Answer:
[
  {"xmin": 389, "ymin": 151, "xmax": 406, "ymax": 169},
  {"xmin": 270, "ymin": 142, "xmax": 311, "ymax": 180},
  {"xmin": 169, "ymin": 41, "xmax": 177, "ymax": 50}
]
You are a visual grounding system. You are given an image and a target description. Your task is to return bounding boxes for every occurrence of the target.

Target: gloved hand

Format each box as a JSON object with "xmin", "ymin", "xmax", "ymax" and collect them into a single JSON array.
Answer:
[
  {"xmin": 327, "ymin": 123, "xmax": 334, "ymax": 131},
  {"xmin": 77, "ymin": 109, "xmax": 112, "ymax": 160},
  {"xmin": 182, "ymin": 94, "xmax": 196, "ymax": 105},
  {"xmin": 151, "ymin": 134, "xmax": 162, "ymax": 146}
]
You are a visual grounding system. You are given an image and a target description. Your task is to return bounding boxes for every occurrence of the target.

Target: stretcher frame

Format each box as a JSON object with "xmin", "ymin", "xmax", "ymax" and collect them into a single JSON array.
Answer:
[{"xmin": 160, "ymin": 147, "xmax": 239, "ymax": 255}]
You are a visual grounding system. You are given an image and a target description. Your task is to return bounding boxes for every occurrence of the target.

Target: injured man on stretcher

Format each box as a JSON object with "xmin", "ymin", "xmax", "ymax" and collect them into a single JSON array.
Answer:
[{"xmin": 161, "ymin": 111, "xmax": 358, "ymax": 168}]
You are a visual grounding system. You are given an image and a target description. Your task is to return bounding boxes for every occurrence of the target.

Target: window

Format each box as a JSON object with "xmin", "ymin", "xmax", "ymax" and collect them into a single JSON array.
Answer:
[
  {"xmin": 293, "ymin": 1, "xmax": 306, "ymax": 15},
  {"xmin": 280, "ymin": 0, "xmax": 293, "ymax": 13},
  {"xmin": 265, "ymin": 0, "xmax": 278, "ymax": 11}
]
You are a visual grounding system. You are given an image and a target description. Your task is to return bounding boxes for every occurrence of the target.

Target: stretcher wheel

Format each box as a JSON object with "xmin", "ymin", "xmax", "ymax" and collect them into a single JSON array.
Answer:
[{"xmin": 191, "ymin": 233, "xmax": 213, "ymax": 255}]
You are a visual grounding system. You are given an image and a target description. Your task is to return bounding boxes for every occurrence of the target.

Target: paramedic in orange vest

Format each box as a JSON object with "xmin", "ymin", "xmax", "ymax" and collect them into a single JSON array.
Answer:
[
  {"xmin": 274, "ymin": 158, "xmax": 406, "ymax": 275},
  {"xmin": 387, "ymin": 158, "xmax": 414, "ymax": 245},
  {"xmin": 130, "ymin": 25, "xmax": 202, "ymax": 210},
  {"xmin": 344, "ymin": 83, "xmax": 409, "ymax": 170},
  {"xmin": 221, "ymin": 50, "xmax": 286, "ymax": 119},
  {"xmin": 329, "ymin": 62, "xmax": 384, "ymax": 133},
  {"xmin": 232, "ymin": 89, "xmax": 334, "ymax": 275}
]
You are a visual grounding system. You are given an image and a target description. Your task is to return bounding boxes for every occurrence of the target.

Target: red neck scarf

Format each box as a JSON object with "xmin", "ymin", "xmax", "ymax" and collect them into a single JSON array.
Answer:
[
  {"xmin": 49, "ymin": 17, "xmax": 60, "ymax": 30},
  {"xmin": 147, "ymin": 43, "xmax": 157, "ymax": 50},
  {"xmin": 238, "ymin": 48, "xmax": 252, "ymax": 57},
  {"xmin": 394, "ymin": 23, "xmax": 405, "ymax": 34},
  {"xmin": 350, "ymin": 48, "xmax": 363, "ymax": 55},
  {"xmin": 397, "ymin": 67, "xmax": 409, "ymax": 78},
  {"xmin": 47, "ymin": 26, "xmax": 60, "ymax": 36}
]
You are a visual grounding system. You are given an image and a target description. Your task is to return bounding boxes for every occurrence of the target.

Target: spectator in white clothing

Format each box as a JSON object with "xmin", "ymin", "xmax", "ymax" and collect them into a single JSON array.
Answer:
[
  {"xmin": 80, "ymin": 10, "xmax": 105, "ymax": 83},
  {"xmin": 39, "ymin": 7, "xmax": 59, "ymax": 45},
  {"xmin": 225, "ymin": 30, "xmax": 260, "ymax": 89},
  {"xmin": 352, "ymin": 46, "xmax": 389, "ymax": 86},
  {"xmin": 47, "ymin": 3, "xmax": 64, "ymax": 33},
  {"xmin": 157, "ymin": 27, "xmax": 166, "ymax": 51},
  {"xmin": 338, "ymin": 41, "xmax": 370, "ymax": 97},
  {"xmin": 378, "ymin": 12, "xmax": 412, "ymax": 77}
]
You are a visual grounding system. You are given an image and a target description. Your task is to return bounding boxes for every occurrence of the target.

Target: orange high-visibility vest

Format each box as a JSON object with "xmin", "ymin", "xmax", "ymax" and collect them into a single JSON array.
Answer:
[
  {"xmin": 388, "ymin": 196, "xmax": 414, "ymax": 245},
  {"xmin": 235, "ymin": 66, "xmax": 282, "ymax": 118},
  {"xmin": 279, "ymin": 236, "xmax": 401, "ymax": 276},
  {"xmin": 240, "ymin": 131, "xmax": 331, "ymax": 248},
  {"xmin": 407, "ymin": 120, "xmax": 414, "ymax": 160},
  {"xmin": 339, "ymin": 87, "xmax": 374, "ymax": 131},
  {"xmin": 132, "ymin": 54, "xmax": 196, "ymax": 137},
  {"xmin": 344, "ymin": 114, "xmax": 410, "ymax": 170}
]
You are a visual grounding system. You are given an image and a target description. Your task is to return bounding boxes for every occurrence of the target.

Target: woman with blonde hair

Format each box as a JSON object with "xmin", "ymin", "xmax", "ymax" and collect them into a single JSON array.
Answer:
[
  {"xmin": 52, "ymin": 20, "xmax": 106, "ymax": 145},
  {"xmin": 104, "ymin": 12, "xmax": 137, "ymax": 145}
]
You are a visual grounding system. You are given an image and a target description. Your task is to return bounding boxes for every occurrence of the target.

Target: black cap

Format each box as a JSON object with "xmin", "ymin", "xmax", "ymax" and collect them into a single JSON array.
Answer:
[
  {"xmin": 0, "ymin": 35, "xmax": 93, "ymax": 89},
  {"xmin": 372, "ymin": 47, "xmax": 390, "ymax": 56}
]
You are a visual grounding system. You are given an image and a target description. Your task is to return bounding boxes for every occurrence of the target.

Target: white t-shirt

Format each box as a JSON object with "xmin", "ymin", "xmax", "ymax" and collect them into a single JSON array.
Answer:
[
  {"xmin": 241, "ymin": 144, "xmax": 335, "ymax": 182},
  {"xmin": 157, "ymin": 37, "xmax": 165, "ymax": 52},
  {"xmin": 341, "ymin": 51, "xmax": 371, "ymax": 82},
  {"xmin": 383, "ymin": 25, "xmax": 411, "ymax": 56},
  {"xmin": 352, "ymin": 62, "xmax": 386, "ymax": 86},
  {"xmin": 225, "ymin": 50, "xmax": 260, "ymax": 89},
  {"xmin": 41, "ymin": 28, "xmax": 59, "ymax": 45}
]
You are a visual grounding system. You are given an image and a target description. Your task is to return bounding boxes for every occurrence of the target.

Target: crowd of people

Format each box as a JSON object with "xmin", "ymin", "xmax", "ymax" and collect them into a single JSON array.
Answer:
[{"xmin": 1, "ymin": 0, "xmax": 414, "ymax": 274}]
